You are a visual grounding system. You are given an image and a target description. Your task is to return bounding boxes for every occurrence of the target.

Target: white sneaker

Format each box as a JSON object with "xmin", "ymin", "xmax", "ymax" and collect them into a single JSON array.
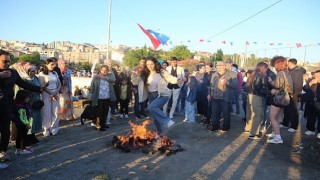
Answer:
[
  {"xmin": 317, "ymin": 133, "xmax": 320, "ymax": 139},
  {"xmin": 0, "ymin": 162, "xmax": 9, "ymax": 169},
  {"xmin": 167, "ymin": 120, "xmax": 175, "ymax": 128},
  {"xmin": 120, "ymin": 114, "xmax": 124, "ymax": 119},
  {"xmin": 124, "ymin": 114, "xmax": 129, "ymax": 119},
  {"xmin": 260, "ymin": 126, "xmax": 266, "ymax": 133},
  {"xmin": 90, "ymin": 122, "xmax": 96, "ymax": 127},
  {"xmin": 183, "ymin": 119, "xmax": 188, "ymax": 122},
  {"xmin": 305, "ymin": 131, "xmax": 315, "ymax": 136},
  {"xmin": 106, "ymin": 122, "xmax": 111, "ymax": 125},
  {"xmin": 267, "ymin": 137, "xmax": 283, "ymax": 144},
  {"xmin": 0, "ymin": 152, "xmax": 10, "ymax": 161},
  {"xmin": 279, "ymin": 124, "xmax": 288, "ymax": 128},
  {"xmin": 266, "ymin": 133, "xmax": 275, "ymax": 138},
  {"xmin": 288, "ymin": 128, "xmax": 296, "ymax": 133}
]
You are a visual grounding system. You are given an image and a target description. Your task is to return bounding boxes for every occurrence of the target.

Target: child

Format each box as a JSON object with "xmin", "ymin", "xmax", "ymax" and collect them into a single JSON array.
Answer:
[
  {"xmin": 73, "ymin": 85, "xmax": 83, "ymax": 100},
  {"xmin": 13, "ymin": 90, "xmax": 33, "ymax": 154},
  {"xmin": 119, "ymin": 78, "xmax": 131, "ymax": 119},
  {"xmin": 183, "ymin": 75, "xmax": 197, "ymax": 123}
]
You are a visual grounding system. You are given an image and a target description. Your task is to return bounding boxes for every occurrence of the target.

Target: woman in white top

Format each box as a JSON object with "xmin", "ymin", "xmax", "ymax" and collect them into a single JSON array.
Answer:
[
  {"xmin": 142, "ymin": 57, "xmax": 180, "ymax": 136},
  {"xmin": 38, "ymin": 58, "xmax": 61, "ymax": 136}
]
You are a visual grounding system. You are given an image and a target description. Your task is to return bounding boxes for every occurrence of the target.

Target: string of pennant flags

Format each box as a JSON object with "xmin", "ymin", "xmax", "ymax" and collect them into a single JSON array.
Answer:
[
  {"xmin": 169, "ymin": 40, "xmax": 320, "ymax": 48},
  {"xmin": 138, "ymin": 23, "xmax": 320, "ymax": 49}
]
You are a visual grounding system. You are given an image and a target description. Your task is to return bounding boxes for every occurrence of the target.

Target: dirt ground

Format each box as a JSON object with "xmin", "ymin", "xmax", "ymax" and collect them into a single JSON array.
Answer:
[{"xmin": 1, "ymin": 104, "xmax": 320, "ymax": 180}]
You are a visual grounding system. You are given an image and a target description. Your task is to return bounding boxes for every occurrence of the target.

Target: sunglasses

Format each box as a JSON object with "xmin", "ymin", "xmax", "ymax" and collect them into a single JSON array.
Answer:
[{"xmin": 2, "ymin": 60, "xmax": 10, "ymax": 64}]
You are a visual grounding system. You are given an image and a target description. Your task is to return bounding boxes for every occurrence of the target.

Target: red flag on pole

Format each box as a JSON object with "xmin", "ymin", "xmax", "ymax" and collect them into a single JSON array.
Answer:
[
  {"xmin": 137, "ymin": 23, "xmax": 161, "ymax": 49},
  {"xmin": 222, "ymin": 41, "xmax": 226, "ymax": 44},
  {"xmin": 296, "ymin": 43, "xmax": 302, "ymax": 48},
  {"xmin": 246, "ymin": 41, "xmax": 250, "ymax": 45}
]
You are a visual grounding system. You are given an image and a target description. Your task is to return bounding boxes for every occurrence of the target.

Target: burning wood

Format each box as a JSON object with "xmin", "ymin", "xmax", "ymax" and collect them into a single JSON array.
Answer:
[{"xmin": 112, "ymin": 120, "xmax": 183, "ymax": 155}]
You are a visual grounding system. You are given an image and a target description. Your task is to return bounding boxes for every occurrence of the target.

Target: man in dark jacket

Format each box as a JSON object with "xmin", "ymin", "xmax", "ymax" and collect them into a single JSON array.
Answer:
[
  {"xmin": 0, "ymin": 50, "xmax": 42, "ymax": 164},
  {"xmin": 281, "ymin": 58, "xmax": 305, "ymax": 132}
]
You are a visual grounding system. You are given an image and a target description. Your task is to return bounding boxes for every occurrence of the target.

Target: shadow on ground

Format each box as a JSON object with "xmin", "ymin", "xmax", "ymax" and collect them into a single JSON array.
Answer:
[{"xmin": 2, "ymin": 107, "xmax": 320, "ymax": 180}]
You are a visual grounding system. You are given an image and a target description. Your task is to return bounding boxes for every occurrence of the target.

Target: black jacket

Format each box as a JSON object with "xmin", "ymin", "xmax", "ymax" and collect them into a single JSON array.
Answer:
[
  {"xmin": 289, "ymin": 66, "xmax": 305, "ymax": 97},
  {"xmin": 302, "ymin": 80, "xmax": 320, "ymax": 104},
  {"xmin": 0, "ymin": 69, "xmax": 41, "ymax": 104},
  {"xmin": 246, "ymin": 73, "xmax": 271, "ymax": 97}
]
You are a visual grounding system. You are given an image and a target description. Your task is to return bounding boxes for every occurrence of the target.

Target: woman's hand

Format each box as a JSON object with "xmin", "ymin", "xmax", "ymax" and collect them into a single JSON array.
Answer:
[{"xmin": 271, "ymin": 89, "xmax": 278, "ymax": 94}]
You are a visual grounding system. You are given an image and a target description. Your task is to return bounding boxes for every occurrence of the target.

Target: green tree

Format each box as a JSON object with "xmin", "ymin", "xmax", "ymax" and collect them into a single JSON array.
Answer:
[
  {"xmin": 122, "ymin": 48, "xmax": 147, "ymax": 68},
  {"xmin": 211, "ymin": 49, "xmax": 223, "ymax": 63},
  {"xmin": 78, "ymin": 61, "xmax": 92, "ymax": 71},
  {"xmin": 18, "ymin": 53, "xmax": 42, "ymax": 66},
  {"xmin": 168, "ymin": 45, "xmax": 191, "ymax": 60},
  {"xmin": 9, "ymin": 54, "xmax": 19, "ymax": 63}
]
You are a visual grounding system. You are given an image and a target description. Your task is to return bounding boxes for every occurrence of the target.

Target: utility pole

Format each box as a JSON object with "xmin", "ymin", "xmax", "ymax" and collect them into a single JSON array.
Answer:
[
  {"xmin": 106, "ymin": 0, "xmax": 112, "ymax": 63},
  {"xmin": 303, "ymin": 45, "xmax": 307, "ymax": 67}
]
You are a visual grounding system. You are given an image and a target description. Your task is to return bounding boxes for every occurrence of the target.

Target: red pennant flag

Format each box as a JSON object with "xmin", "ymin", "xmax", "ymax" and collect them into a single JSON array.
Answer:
[
  {"xmin": 222, "ymin": 41, "xmax": 226, "ymax": 44},
  {"xmin": 246, "ymin": 41, "xmax": 250, "ymax": 45},
  {"xmin": 199, "ymin": 39, "xmax": 204, "ymax": 42},
  {"xmin": 296, "ymin": 43, "xmax": 302, "ymax": 48},
  {"xmin": 137, "ymin": 23, "xmax": 161, "ymax": 49}
]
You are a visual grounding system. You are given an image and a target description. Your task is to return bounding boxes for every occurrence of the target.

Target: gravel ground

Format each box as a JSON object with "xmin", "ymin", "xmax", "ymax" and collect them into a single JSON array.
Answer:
[{"xmin": 1, "ymin": 105, "xmax": 320, "ymax": 180}]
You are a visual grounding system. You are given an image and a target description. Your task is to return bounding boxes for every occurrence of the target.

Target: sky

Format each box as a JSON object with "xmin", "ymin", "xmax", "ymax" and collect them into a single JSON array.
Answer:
[{"xmin": 1, "ymin": 0, "xmax": 320, "ymax": 63}]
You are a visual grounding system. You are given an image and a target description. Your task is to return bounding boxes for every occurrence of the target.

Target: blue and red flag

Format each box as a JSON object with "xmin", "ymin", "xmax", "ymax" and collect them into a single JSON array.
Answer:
[{"xmin": 137, "ymin": 23, "xmax": 170, "ymax": 49}]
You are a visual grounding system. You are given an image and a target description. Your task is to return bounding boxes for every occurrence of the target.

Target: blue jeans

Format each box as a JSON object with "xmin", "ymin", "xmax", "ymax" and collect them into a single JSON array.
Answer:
[
  {"xmin": 211, "ymin": 99, "xmax": 231, "ymax": 129},
  {"xmin": 149, "ymin": 95, "xmax": 170, "ymax": 134},
  {"xmin": 148, "ymin": 92, "xmax": 159, "ymax": 104},
  {"xmin": 185, "ymin": 101, "xmax": 196, "ymax": 123}
]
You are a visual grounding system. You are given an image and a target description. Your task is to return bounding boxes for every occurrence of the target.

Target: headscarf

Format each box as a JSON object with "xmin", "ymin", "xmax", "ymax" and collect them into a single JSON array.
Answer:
[
  {"xmin": 10, "ymin": 62, "xmax": 33, "ymax": 80},
  {"xmin": 58, "ymin": 59, "xmax": 67, "ymax": 73}
]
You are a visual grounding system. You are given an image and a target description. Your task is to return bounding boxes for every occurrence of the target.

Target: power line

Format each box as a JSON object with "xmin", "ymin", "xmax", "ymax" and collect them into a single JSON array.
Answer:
[{"xmin": 190, "ymin": 0, "xmax": 283, "ymax": 47}]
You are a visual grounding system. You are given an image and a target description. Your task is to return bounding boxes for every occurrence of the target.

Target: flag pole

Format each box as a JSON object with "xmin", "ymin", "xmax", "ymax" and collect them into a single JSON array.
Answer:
[{"xmin": 106, "ymin": 0, "xmax": 112, "ymax": 63}]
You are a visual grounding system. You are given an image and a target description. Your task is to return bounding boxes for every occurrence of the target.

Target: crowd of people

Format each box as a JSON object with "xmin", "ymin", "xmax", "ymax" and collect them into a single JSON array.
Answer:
[{"xmin": 0, "ymin": 48, "xmax": 319, "ymax": 169}]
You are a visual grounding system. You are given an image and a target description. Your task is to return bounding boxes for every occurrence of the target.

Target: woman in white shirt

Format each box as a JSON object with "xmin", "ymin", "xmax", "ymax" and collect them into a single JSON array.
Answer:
[
  {"xmin": 38, "ymin": 58, "xmax": 61, "ymax": 136},
  {"xmin": 142, "ymin": 57, "xmax": 180, "ymax": 136}
]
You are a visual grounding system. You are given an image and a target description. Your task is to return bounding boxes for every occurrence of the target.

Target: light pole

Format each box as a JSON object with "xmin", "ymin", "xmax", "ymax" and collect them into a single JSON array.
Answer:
[{"xmin": 106, "ymin": 0, "xmax": 112, "ymax": 63}]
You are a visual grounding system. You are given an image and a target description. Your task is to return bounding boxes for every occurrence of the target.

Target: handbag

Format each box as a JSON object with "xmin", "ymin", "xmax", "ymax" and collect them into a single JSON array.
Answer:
[
  {"xmin": 273, "ymin": 88, "xmax": 290, "ymax": 106},
  {"xmin": 31, "ymin": 100, "xmax": 44, "ymax": 110},
  {"xmin": 272, "ymin": 71, "xmax": 291, "ymax": 106}
]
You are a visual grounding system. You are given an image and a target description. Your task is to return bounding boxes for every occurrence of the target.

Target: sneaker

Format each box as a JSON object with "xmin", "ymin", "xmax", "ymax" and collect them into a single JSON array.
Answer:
[
  {"xmin": 279, "ymin": 124, "xmax": 288, "ymax": 129},
  {"xmin": 266, "ymin": 133, "xmax": 275, "ymax": 138},
  {"xmin": 0, "ymin": 152, "xmax": 10, "ymax": 161},
  {"xmin": 16, "ymin": 149, "xmax": 33, "ymax": 155},
  {"xmin": 120, "ymin": 114, "xmax": 124, "ymax": 119},
  {"xmin": 305, "ymin": 131, "xmax": 315, "ymax": 136},
  {"xmin": 167, "ymin": 120, "xmax": 175, "ymax": 128},
  {"xmin": 0, "ymin": 162, "xmax": 9, "ymax": 169},
  {"xmin": 90, "ymin": 122, "xmax": 96, "ymax": 127},
  {"xmin": 135, "ymin": 114, "xmax": 141, "ymax": 119},
  {"xmin": 183, "ymin": 119, "xmax": 188, "ymax": 122},
  {"xmin": 141, "ymin": 113, "xmax": 148, "ymax": 118},
  {"xmin": 317, "ymin": 133, "xmax": 320, "ymax": 139},
  {"xmin": 248, "ymin": 135, "xmax": 261, "ymax": 140},
  {"xmin": 288, "ymin": 128, "xmax": 296, "ymax": 133},
  {"xmin": 260, "ymin": 126, "xmax": 266, "ymax": 133},
  {"xmin": 124, "ymin": 114, "xmax": 129, "ymax": 119},
  {"xmin": 106, "ymin": 122, "xmax": 111, "ymax": 125},
  {"xmin": 267, "ymin": 137, "xmax": 283, "ymax": 144}
]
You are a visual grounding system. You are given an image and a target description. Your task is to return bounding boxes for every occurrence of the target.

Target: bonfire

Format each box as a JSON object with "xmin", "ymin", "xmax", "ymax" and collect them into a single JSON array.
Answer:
[{"xmin": 112, "ymin": 120, "xmax": 183, "ymax": 155}]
